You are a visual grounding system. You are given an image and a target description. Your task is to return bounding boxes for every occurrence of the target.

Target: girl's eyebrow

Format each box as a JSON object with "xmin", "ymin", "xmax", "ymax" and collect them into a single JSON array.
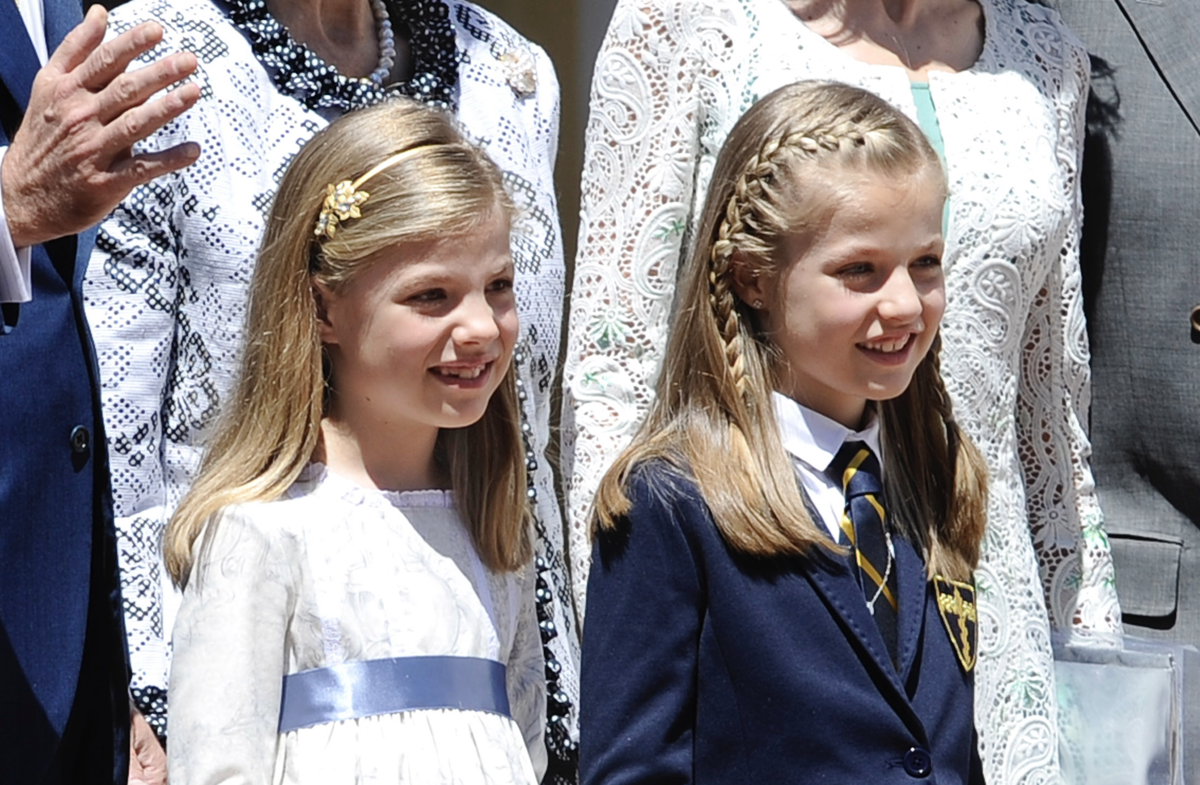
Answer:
[
  {"xmin": 824, "ymin": 236, "xmax": 943, "ymax": 259},
  {"xmin": 392, "ymin": 258, "xmax": 515, "ymax": 289},
  {"xmin": 392, "ymin": 271, "xmax": 448, "ymax": 290}
]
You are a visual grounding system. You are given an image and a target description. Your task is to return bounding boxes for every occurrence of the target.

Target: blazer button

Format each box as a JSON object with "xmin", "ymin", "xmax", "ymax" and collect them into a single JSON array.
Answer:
[
  {"xmin": 903, "ymin": 746, "xmax": 933, "ymax": 778},
  {"xmin": 70, "ymin": 425, "xmax": 90, "ymax": 455},
  {"xmin": 1191, "ymin": 306, "xmax": 1200, "ymax": 344}
]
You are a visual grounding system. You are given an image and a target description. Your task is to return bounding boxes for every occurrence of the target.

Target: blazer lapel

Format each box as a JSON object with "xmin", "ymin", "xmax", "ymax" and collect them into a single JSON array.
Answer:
[
  {"xmin": 0, "ymin": 3, "xmax": 42, "ymax": 115},
  {"xmin": 892, "ymin": 537, "xmax": 927, "ymax": 683},
  {"xmin": 805, "ymin": 554, "xmax": 910, "ymax": 699},
  {"xmin": 793, "ymin": 470, "xmax": 922, "ymax": 724},
  {"xmin": 1114, "ymin": 0, "xmax": 1200, "ymax": 137}
]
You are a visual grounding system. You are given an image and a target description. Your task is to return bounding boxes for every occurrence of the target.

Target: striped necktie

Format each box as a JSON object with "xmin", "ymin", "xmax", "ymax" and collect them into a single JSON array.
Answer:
[{"xmin": 828, "ymin": 441, "xmax": 898, "ymax": 662}]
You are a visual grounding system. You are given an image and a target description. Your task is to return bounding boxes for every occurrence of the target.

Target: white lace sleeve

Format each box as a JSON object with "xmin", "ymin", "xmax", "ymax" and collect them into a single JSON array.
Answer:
[
  {"xmin": 563, "ymin": 0, "xmax": 714, "ymax": 610},
  {"xmin": 1017, "ymin": 35, "xmax": 1121, "ymax": 634},
  {"xmin": 167, "ymin": 507, "xmax": 296, "ymax": 785}
]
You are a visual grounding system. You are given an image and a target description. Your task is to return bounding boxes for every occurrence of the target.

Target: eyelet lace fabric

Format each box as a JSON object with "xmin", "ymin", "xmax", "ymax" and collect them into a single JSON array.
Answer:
[
  {"xmin": 83, "ymin": 0, "xmax": 577, "ymax": 770},
  {"xmin": 562, "ymin": 1, "xmax": 1121, "ymax": 783}
]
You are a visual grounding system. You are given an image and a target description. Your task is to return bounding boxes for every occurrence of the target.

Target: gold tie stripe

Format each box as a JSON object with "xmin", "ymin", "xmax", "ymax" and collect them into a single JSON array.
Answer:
[
  {"xmin": 837, "ymin": 447, "xmax": 897, "ymax": 613},
  {"xmin": 838, "ymin": 513, "xmax": 897, "ymax": 612}
]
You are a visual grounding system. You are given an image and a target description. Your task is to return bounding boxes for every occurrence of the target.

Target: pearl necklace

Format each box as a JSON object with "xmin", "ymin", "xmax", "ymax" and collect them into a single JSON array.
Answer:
[{"xmin": 367, "ymin": 0, "xmax": 396, "ymax": 85}]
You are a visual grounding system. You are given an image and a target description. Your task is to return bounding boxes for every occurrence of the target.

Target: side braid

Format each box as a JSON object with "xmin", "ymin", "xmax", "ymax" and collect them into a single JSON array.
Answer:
[
  {"xmin": 709, "ymin": 206, "xmax": 750, "ymax": 400},
  {"xmin": 707, "ymin": 122, "xmax": 871, "ymax": 401}
]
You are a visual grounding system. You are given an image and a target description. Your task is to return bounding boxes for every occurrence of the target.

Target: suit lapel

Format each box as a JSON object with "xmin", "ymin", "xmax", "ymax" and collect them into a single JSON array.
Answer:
[
  {"xmin": 43, "ymin": 0, "xmax": 84, "ymax": 57},
  {"xmin": 0, "ymin": 2, "xmax": 42, "ymax": 114},
  {"xmin": 805, "ymin": 554, "xmax": 909, "ymax": 699},
  {"xmin": 1114, "ymin": 0, "xmax": 1200, "ymax": 137},
  {"xmin": 793, "ymin": 470, "xmax": 924, "ymax": 726},
  {"xmin": 892, "ymin": 537, "xmax": 927, "ymax": 682}
]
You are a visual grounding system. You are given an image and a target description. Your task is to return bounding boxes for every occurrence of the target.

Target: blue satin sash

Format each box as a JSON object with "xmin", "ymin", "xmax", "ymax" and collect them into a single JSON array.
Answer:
[{"xmin": 278, "ymin": 655, "xmax": 510, "ymax": 732}]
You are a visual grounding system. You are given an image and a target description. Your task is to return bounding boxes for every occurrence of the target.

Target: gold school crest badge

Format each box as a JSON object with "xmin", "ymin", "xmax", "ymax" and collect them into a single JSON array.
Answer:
[{"xmin": 933, "ymin": 576, "xmax": 977, "ymax": 673}]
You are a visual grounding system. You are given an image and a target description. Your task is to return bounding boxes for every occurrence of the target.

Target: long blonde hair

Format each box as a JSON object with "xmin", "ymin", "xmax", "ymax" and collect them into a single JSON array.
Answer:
[
  {"xmin": 166, "ymin": 99, "xmax": 529, "ymax": 586},
  {"xmin": 594, "ymin": 81, "xmax": 987, "ymax": 581}
]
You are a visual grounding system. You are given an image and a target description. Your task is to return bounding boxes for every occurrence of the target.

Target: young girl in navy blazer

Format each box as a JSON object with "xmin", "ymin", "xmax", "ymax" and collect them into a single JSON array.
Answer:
[{"xmin": 580, "ymin": 81, "xmax": 990, "ymax": 785}]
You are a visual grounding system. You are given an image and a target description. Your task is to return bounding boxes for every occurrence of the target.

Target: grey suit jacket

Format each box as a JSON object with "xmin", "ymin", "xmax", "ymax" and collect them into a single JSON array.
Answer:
[
  {"xmin": 1047, "ymin": 0, "xmax": 1200, "ymax": 630},
  {"xmin": 1047, "ymin": 0, "xmax": 1200, "ymax": 774}
]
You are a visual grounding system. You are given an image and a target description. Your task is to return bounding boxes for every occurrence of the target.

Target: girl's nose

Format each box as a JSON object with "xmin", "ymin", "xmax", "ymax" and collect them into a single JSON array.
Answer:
[
  {"xmin": 454, "ymin": 293, "xmax": 502, "ymax": 344},
  {"xmin": 877, "ymin": 268, "xmax": 924, "ymax": 322}
]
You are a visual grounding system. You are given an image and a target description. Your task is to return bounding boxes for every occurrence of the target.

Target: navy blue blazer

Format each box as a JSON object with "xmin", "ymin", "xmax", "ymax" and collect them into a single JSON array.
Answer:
[
  {"xmin": 0, "ymin": 3, "xmax": 129, "ymax": 782},
  {"xmin": 580, "ymin": 463, "xmax": 982, "ymax": 785}
]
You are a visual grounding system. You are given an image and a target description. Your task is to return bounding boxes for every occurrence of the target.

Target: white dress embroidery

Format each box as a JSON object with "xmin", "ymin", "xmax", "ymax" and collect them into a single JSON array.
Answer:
[
  {"xmin": 168, "ymin": 466, "xmax": 546, "ymax": 784},
  {"xmin": 82, "ymin": 0, "xmax": 578, "ymax": 752},
  {"xmin": 562, "ymin": 1, "xmax": 1120, "ymax": 782}
]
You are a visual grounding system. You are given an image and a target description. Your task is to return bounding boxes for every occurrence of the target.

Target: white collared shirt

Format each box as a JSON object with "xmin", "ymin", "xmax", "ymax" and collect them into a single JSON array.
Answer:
[
  {"xmin": 772, "ymin": 391, "xmax": 883, "ymax": 540},
  {"xmin": 0, "ymin": 0, "xmax": 46, "ymax": 304}
]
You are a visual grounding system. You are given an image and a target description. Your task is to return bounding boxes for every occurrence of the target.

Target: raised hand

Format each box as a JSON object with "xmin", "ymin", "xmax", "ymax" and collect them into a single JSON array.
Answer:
[{"xmin": 2, "ymin": 4, "xmax": 201, "ymax": 249}]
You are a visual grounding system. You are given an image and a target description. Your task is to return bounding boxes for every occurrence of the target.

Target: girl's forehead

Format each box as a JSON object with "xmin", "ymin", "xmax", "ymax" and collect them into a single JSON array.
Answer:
[
  {"xmin": 779, "ymin": 174, "xmax": 945, "ymax": 262},
  {"xmin": 351, "ymin": 210, "xmax": 511, "ymax": 263},
  {"xmin": 370, "ymin": 216, "xmax": 514, "ymax": 273}
]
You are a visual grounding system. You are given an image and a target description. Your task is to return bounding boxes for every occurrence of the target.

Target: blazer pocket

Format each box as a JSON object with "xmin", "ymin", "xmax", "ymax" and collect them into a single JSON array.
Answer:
[{"xmin": 1110, "ymin": 532, "xmax": 1183, "ymax": 620}]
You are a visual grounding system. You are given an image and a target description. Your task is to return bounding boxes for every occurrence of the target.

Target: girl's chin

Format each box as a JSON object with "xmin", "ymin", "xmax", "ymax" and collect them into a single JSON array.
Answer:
[
  {"xmin": 433, "ymin": 400, "xmax": 495, "ymax": 430},
  {"xmin": 864, "ymin": 373, "xmax": 921, "ymax": 402}
]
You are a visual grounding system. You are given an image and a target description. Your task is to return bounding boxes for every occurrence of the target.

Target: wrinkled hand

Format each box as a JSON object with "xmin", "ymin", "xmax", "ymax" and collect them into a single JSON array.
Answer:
[
  {"xmin": 1, "ymin": 4, "xmax": 201, "ymax": 249},
  {"xmin": 128, "ymin": 709, "xmax": 167, "ymax": 785}
]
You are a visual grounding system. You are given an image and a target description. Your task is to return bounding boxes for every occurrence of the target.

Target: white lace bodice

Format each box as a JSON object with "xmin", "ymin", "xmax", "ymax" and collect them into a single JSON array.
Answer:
[
  {"xmin": 562, "ymin": 1, "xmax": 1121, "ymax": 782},
  {"xmin": 83, "ymin": 0, "xmax": 578, "ymax": 751},
  {"xmin": 168, "ymin": 466, "xmax": 545, "ymax": 784}
]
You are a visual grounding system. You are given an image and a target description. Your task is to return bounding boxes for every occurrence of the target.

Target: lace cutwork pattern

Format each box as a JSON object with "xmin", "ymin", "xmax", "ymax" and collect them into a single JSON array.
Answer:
[
  {"xmin": 83, "ymin": 0, "xmax": 577, "ymax": 763},
  {"xmin": 563, "ymin": 1, "xmax": 1120, "ymax": 783}
]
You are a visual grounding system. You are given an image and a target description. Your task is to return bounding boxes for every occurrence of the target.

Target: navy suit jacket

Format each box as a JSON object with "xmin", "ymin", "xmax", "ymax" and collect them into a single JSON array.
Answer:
[
  {"xmin": 581, "ymin": 463, "xmax": 982, "ymax": 785},
  {"xmin": 0, "ymin": 1, "xmax": 129, "ymax": 782}
]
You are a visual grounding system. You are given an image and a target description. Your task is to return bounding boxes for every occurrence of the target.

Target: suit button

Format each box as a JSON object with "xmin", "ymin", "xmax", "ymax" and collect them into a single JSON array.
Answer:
[
  {"xmin": 70, "ymin": 425, "xmax": 90, "ymax": 454},
  {"xmin": 903, "ymin": 746, "xmax": 933, "ymax": 778},
  {"xmin": 1191, "ymin": 306, "xmax": 1200, "ymax": 344}
]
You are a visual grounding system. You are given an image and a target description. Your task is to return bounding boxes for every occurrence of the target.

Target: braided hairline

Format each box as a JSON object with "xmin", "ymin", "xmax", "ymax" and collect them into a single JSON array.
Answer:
[{"xmin": 708, "ymin": 122, "xmax": 873, "ymax": 400}]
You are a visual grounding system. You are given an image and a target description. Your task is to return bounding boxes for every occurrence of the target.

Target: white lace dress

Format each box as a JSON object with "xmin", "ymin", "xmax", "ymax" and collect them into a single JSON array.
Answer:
[
  {"xmin": 168, "ymin": 465, "xmax": 546, "ymax": 785},
  {"xmin": 82, "ymin": 0, "xmax": 578, "ymax": 754},
  {"xmin": 563, "ymin": 1, "xmax": 1121, "ymax": 782}
]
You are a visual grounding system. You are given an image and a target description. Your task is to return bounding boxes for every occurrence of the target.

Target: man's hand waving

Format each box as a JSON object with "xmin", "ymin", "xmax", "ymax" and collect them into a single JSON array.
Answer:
[{"xmin": 2, "ymin": 4, "xmax": 200, "ymax": 249}]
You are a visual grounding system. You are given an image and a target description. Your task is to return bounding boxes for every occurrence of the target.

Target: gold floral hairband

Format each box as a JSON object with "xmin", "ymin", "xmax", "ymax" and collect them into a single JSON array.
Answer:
[{"xmin": 313, "ymin": 145, "xmax": 435, "ymax": 239}]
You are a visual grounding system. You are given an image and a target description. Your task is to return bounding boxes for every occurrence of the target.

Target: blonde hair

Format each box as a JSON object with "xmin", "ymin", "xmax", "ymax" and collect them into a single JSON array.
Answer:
[
  {"xmin": 166, "ymin": 99, "xmax": 529, "ymax": 586},
  {"xmin": 594, "ymin": 81, "xmax": 987, "ymax": 581}
]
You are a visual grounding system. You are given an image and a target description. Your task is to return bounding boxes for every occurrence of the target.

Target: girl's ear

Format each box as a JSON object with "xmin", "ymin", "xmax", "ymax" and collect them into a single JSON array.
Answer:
[
  {"xmin": 729, "ymin": 252, "xmax": 768, "ymax": 310},
  {"xmin": 312, "ymin": 279, "xmax": 339, "ymax": 345}
]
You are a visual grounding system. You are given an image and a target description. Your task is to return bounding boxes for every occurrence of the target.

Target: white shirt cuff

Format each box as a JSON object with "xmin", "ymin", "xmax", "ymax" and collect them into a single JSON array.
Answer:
[{"xmin": 0, "ymin": 146, "xmax": 32, "ymax": 304}]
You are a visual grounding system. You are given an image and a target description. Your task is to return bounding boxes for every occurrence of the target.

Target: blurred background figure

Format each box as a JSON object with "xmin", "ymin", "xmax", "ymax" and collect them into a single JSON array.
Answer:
[
  {"xmin": 0, "ymin": 3, "xmax": 198, "ymax": 783},
  {"xmin": 1048, "ymin": 1, "xmax": 1200, "ymax": 779}
]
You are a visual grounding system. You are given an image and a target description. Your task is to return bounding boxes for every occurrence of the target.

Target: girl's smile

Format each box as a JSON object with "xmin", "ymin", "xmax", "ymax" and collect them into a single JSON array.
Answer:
[
  {"xmin": 431, "ymin": 357, "xmax": 499, "ymax": 386},
  {"xmin": 857, "ymin": 331, "xmax": 918, "ymax": 362},
  {"xmin": 736, "ymin": 170, "xmax": 946, "ymax": 428}
]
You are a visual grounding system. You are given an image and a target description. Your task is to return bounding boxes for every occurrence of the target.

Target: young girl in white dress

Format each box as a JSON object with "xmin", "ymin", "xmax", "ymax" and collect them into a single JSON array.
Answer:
[{"xmin": 161, "ymin": 99, "xmax": 546, "ymax": 785}]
